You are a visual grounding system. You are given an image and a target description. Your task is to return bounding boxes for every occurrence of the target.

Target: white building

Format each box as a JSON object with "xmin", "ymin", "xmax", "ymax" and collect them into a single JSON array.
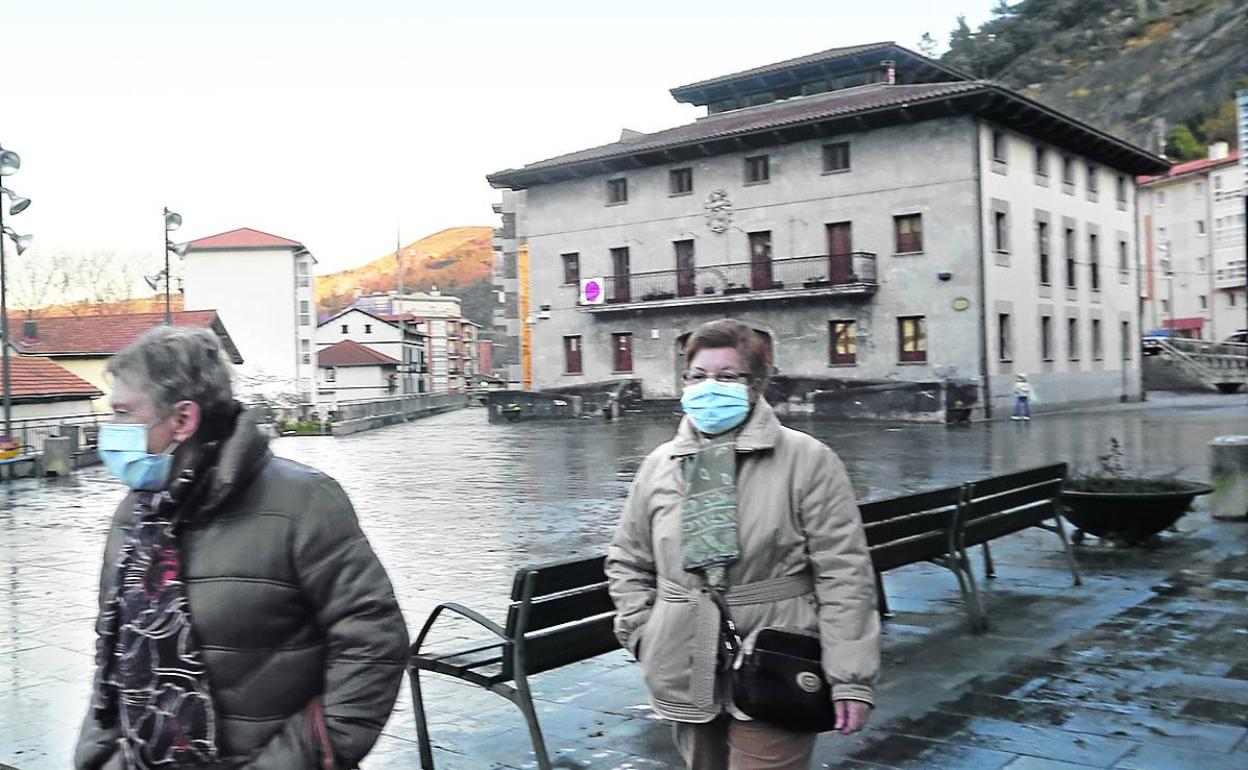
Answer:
[
  {"xmin": 347, "ymin": 290, "xmax": 480, "ymax": 394},
  {"xmin": 315, "ymin": 339, "xmax": 401, "ymax": 405},
  {"xmin": 488, "ymin": 42, "xmax": 1169, "ymax": 417},
  {"xmin": 315, "ymin": 307, "xmax": 430, "ymax": 397},
  {"xmin": 1137, "ymin": 144, "xmax": 1245, "ymax": 340},
  {"xmin": 184, "ymin": 228, "xmax": 317, "ymax": 403}
]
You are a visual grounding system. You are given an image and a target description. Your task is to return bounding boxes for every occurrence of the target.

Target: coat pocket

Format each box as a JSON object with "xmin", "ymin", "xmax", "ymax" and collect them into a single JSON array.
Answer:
[{"xmin": 639, "ymin": 596, "xmax": 698, "ymax": 705}]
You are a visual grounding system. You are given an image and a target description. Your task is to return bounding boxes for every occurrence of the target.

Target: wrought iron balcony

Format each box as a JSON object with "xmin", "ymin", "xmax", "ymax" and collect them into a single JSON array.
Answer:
[{"xmin": 580, "ymin": 252, "xmax": 877, "ymax": 312}]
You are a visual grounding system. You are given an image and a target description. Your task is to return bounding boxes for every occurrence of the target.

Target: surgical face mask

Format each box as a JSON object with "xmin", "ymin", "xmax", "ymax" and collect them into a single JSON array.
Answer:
[
  {"xmin": 681, "ymin": 379, "xmax": 751, "ymax": 435},
  {"xmin": 97, "ymin": 423, "xmax": 179, "ymax": 491}
]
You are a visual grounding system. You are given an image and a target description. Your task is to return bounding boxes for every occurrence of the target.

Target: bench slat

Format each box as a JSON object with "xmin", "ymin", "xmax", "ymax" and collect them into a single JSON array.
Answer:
[
  {"xmin": 963, "ymin": 479, "xmax": 1064, "ymax": 522},
  {"xmin": 858, "ymin": 486, "xmax": 961, "ymax": 523},
  {"xmin": 870, "ymin": 532, "xmax": 950, "ymax": 572},
  {"xmin": 865, "ymin": 509, "xmax": 956, "ymax": 547},
  {"xmin": 967, "ymin": 463, "xmax": 1066, "ymax": 499},
  {"xmin": 521, "ymin": 614, "xmax": 619, "ymax": 676},
  {"xmin": 511, "ymin": 555, "xmax": 608, "ymax": 601},
  {"xmin": 506, "ymin": 583, "xmax": 615, "ymax": 635}
]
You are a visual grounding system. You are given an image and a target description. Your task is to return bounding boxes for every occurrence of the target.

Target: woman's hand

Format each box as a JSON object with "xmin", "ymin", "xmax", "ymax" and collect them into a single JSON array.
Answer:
[{"xmin": 834, "ymin": 699, "xmax": 871, "ymax": 734}]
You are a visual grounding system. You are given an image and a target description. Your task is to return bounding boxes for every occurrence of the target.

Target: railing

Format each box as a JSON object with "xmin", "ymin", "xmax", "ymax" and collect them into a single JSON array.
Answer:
[
  {"xmin": 331, "ymin": 392, "xmax": 469, "ymax": 423},
  {"xmin": 2, "ymin": 412, "xmax": 104, "ymax": 455},
  {"xmin": 1214, "ymin": 263, "xmax": 1246, "ymax": 288},
  {"xmin": 1213, "ymin": 188, "xmax": 1243, "ymax": 203},
  {"xmin": 591, "ymin": 252, "xmax": 877, "ymax": 308},
  {"xmin": 1156, "ymin": 338, "xmax": 1247, "ymax": 387}
]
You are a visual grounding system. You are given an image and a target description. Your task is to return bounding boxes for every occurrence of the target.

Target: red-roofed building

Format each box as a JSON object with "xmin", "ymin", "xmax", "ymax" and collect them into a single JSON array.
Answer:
[
  {"xmin": 316, "ymin": 339, "xmax": 401, "ymax": 402},
  {"xmin": 0, "ymin": 356, "xmax": 103, "ymax": 421},
  {"xmin": 184, "ymin": 228, "xmax": 317, "ymax": 404},
  {"xmin": 1137, "ymin": 143, "xmax": 1244, "ymax": 340},
  {"xmin": 314, "ymin": 308, "xmax": 430, "ymax": 405},
  {"xmin": 10, "ymin": 311, "xmax": 243, "ymax": 413}
]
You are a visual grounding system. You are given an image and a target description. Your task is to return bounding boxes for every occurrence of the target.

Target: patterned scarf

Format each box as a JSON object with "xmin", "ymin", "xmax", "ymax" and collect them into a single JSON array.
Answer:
[
  {"xmin": 93, "ymin": 468, "xmax": 220, "ymax": 768},
  {"xmin": 681, "ymin": 434, "xmax": 740, "ymax": 589}
]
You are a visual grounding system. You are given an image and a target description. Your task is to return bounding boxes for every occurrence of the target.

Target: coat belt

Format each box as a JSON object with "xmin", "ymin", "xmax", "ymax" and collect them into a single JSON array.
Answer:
[{"xmin": 657, "ymin": 573, "xmax": 814, "ymax": 710}]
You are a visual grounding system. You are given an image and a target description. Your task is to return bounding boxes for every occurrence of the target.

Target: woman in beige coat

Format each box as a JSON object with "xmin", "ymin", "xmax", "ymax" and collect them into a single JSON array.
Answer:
[{"xmin": 606, "ymin": 320, "xmax": 880, "ymax": 770}]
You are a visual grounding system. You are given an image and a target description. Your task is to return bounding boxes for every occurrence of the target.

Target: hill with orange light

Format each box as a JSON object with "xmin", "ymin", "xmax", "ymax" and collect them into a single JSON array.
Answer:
[{"xmin": 315, "ymin": 226, "xmax": 494, "ymax": 321}]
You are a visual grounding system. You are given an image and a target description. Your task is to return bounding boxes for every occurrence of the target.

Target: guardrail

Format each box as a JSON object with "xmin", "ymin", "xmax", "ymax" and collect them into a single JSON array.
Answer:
[
  {"xmin": 331, "ymin": 393, "xmax": 470, "ymax": 431},
  {"xmin": 1, "ymin": 412, "xmax": 104, "ymax": 455}
]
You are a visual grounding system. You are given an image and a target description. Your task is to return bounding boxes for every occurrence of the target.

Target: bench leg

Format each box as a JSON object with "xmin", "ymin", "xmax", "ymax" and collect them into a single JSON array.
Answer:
[
  {"xmin": 1052, "ymin": 504, "xmax": 1083, "ymax": 587},
  {"xmin": 512, "ymin": 671, "xmax": 552, "ymax": 770},
  {"xmin": 874, "ymin": 570, "xmax": 894, "ymax": 619},
  {"xmin": 982, "ymin": 543, "xmax": 996, "ymax": 579},
  {"xmin": 950, "ymin": 553, "xmax": 989, "ymax": 633},
  {"xmin": 408, "ymin": 665, "xmax": 436, "ymax": 769}
]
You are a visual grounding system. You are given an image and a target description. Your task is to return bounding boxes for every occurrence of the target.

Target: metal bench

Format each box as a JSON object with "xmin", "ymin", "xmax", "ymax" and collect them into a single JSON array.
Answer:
[
  {"xmin": 861, "ymin": 484, "xmax": 987, "ymax": 631},
  {"xmin": 408, "ymin": 554, "xmax": 618, "ymax": 770},
  {"xmin": 863, "ymin": 462, "xmax": 1080, "ymax": 633},
  {"xmin": 958, "ymin": 462, "xmax": 1081, "ymax": 596}
]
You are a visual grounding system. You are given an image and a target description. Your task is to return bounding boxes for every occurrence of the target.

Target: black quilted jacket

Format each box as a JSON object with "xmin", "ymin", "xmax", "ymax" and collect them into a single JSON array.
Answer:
[{"xmin": 75, "ymin": 410, "xmax": 409, "ymax": 769}]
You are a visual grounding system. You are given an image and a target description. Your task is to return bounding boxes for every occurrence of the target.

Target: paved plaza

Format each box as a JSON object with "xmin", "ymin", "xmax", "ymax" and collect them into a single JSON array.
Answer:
[{"xmin": 0, "ymin": 393, "xmax": 1245, "ymax": 769}]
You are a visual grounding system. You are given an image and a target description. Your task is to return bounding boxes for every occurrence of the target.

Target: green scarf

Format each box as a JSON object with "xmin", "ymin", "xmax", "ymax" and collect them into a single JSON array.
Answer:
[{"xmin": 681, "ymin": 434, "xmax": 740, "ymax": 589}]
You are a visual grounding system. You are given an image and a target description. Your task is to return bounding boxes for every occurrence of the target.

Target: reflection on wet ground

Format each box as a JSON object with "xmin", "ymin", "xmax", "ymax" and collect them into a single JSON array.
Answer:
[{"xmin": 0, "ymin": 393, "xmax": 1244, "ymax": 769}]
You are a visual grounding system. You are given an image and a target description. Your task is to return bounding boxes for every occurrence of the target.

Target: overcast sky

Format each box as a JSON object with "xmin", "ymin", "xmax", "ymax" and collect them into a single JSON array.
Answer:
[{"xmin": 4, "ymin": 0, "xmax": 998, "ymax": 276}]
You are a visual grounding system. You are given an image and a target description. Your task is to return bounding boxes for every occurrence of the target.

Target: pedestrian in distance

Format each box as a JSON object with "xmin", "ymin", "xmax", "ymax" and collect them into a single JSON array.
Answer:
[
  {"xmin": 1012, "ymin": 374, "xmax": 1034, "ymax": 421},
  {"xmin": 75, "ymin": 326, "xmax": 409, "ymax": 770},
  {"xmin": 606, "ymin": 319, "xmax": 880, "ymax": 770}
]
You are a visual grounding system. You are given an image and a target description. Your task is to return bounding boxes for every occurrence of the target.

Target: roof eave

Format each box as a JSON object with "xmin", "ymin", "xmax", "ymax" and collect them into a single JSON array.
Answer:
[{"xmin": 490, "ymin": 84, "xmax": 1168, "ymax": 189}]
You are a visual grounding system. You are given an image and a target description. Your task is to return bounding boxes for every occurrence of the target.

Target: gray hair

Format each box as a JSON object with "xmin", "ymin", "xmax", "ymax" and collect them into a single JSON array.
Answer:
[{"xmin": 107, "ymin": 325, "xmax": 234, "ymax": 417}]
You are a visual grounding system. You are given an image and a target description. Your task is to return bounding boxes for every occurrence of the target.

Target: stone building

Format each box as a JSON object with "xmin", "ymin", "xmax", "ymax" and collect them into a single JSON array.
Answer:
[{"xmin": 488, "ymin": 42, "xmax": 1168, "ymax": 417}]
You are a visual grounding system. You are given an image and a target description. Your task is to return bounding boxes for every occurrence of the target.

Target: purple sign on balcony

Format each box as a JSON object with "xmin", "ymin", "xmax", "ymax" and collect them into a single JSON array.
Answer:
[{"xmin": 581, "ymin": 278, "xmax": 604, "ymax": 305}]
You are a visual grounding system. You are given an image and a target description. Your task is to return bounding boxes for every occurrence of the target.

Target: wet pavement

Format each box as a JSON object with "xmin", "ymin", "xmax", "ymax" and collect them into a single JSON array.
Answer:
[{"xmin": 0, "ymin": 392, "xmax": 1245, "ymax": 769}]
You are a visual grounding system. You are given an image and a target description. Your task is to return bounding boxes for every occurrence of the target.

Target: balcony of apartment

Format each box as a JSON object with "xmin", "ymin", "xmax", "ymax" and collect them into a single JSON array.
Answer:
[
  {"xmin": 1215, "ymin": 262, "xmax": 1246, "ymax": 289},
  {"xmin": 579, "ymin": 252, "xmax": 877, "ymax": 313}
]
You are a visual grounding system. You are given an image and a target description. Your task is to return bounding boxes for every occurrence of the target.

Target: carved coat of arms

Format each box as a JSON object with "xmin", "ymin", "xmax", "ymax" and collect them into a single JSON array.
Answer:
[{"xmin": 704, "ymin": 189, "xmax": 733, "ymax": 234}]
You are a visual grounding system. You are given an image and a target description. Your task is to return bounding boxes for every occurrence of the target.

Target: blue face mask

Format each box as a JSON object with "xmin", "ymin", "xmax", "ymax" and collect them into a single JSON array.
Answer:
[
  {"xmin": 681, "ymin": 380, "xmax": 751, "ymax": 435},
  {"xmin": 97, "ymin": 423, "xmax": 179, "ymax": 491}
]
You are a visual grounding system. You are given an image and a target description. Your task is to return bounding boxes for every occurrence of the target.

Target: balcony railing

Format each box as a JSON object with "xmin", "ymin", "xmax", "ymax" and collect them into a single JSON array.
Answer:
[
  {"xmin": 583, "ymin": 252, "xmax": 877, "ymax": 311},
  {"xmin": 1214, "ymin": 263, "xmax": 1246, "ymax": 289}
]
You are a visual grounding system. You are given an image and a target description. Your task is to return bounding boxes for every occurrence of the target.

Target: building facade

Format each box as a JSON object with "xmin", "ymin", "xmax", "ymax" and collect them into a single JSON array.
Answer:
[
  {"xmin": 1138, "ymin": 144, "xmax": 1245, "ymax": 340},
  {"xmin": 315, "ymin": 339, "xmax": 401, "ymax": 404},
  {"xmin": 184, "ymin": 228, "xmax": 317, "ymax": 404},
  {"xmin": 315, "ymin": 307, "xmax": 430, "ymax": 400},
  {"xmin": 488, "ymin": 43, "xmax": 1168, "ymax": 416},
  {"xmin": 491, "ymin": 190, "xmax": 527, "ymax": 386}
]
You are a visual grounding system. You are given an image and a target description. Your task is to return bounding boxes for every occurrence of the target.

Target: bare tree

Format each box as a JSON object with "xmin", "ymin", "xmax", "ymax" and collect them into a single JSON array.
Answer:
[{"xmin": 7, "ymin": 250, "xmax": 70, "ymax": 313}]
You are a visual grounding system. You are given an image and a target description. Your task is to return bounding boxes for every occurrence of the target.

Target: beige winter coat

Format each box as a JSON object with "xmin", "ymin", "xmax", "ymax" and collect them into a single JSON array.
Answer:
[{"xmin": 606, "ymin": 399, "xmax": 880, "ymax": 723}]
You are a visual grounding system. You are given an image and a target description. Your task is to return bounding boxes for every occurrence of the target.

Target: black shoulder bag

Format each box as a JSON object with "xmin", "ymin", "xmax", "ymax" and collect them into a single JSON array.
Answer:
[{"xmin": 708, "ymin": 589, "xmax": 840, "ymax": 733}]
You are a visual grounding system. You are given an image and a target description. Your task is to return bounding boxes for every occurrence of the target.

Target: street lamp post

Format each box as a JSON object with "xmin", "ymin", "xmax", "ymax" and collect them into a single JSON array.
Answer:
[
  {"xmin": 0, "ymin": 144, "xmax": 32, "ymax": 443},
  {"xmin": 163, "ymin": 208, "xmax": 185, "ymax": 325}
]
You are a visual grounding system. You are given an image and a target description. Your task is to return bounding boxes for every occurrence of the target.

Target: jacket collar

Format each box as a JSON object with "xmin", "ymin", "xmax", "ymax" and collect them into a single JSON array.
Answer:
[
  {"xmin": 669, "ymin": 398, "xmax": 782, "ymax": 457},
  {"xmin": 190, "ymin": 406, "xmax": 273, "ymax": 516}
]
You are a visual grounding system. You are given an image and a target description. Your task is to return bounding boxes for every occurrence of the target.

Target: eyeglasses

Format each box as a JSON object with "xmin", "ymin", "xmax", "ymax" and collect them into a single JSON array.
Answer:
[{"xmin": 683, "ymin": 370, "xmax": 750, "ymax": 385}]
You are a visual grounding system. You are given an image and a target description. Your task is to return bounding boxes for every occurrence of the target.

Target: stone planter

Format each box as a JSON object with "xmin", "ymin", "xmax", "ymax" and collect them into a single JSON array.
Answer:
[{"xmin": 1061, "ymin": 480, "xmax": 1213, "ymax": 546}]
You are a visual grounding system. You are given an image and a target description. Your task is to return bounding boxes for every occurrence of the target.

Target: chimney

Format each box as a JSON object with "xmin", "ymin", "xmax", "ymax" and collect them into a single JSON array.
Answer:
[
  {"xmin": 881, "ymin": 60, "xmax": 896, "ymax": 85},
  {"xmin": 1151, "ymin": 117, "xmax": 1168, "ymax": 158},
  {"xmin": 22, "ymin": 317, "xmax": 36, "ymax": 340},
  {"xmin": 619, "ymin": 128, "xmax": 645, "ymax": 143},
  {"xmin": 1208, "ymin": 141, "xmax": 1230, "ymax": 160}
]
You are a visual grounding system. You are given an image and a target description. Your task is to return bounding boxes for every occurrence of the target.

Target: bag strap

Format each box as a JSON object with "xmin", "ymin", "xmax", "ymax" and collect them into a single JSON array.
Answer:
[{"xmin": 704, "ymin": 579, "xmax": 742, "ymax": 666}]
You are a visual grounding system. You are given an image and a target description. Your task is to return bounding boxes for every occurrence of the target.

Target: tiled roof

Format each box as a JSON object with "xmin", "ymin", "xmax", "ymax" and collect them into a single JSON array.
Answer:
[
  {"xmin": 317, "ymin": 339, "xmax": 399, "ymax": 367},
  {"xmin": 2, "ymin": 357, "xmax": 102, "ymax": 400},
  {"xmin": 670, "ymin": 42, "xmax": 896, "ymax": 94},
  {"xmin": 11, "ymin": 311, "xmax": 243, "ymax": 362},
  {"xmin": 1138, "ymin": 151, "xmax": 1239, "ymax": 185},
  {"xmin": 489, "ymin": 81, "xmax": 1167, "ymax": 186},
  {"xmin": 187, "ymin": 228, "xmax": 304, "ymax": 250}
]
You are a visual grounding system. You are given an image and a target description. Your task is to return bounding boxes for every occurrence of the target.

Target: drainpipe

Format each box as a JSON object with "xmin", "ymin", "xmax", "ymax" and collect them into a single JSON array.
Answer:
[{"xmin": 972, "ymin": 119, "xmax": 992, "ymax": 419}]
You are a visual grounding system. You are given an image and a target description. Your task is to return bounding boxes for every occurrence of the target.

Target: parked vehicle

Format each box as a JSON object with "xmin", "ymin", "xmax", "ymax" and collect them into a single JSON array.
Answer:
[
  {"xmin": 1224, "ymin": 329, "xmax": 1248, "ymax": 345},
  {"xmin": 1141, "ymin": 328, "xmax": 1176, "ymax": 356}
]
